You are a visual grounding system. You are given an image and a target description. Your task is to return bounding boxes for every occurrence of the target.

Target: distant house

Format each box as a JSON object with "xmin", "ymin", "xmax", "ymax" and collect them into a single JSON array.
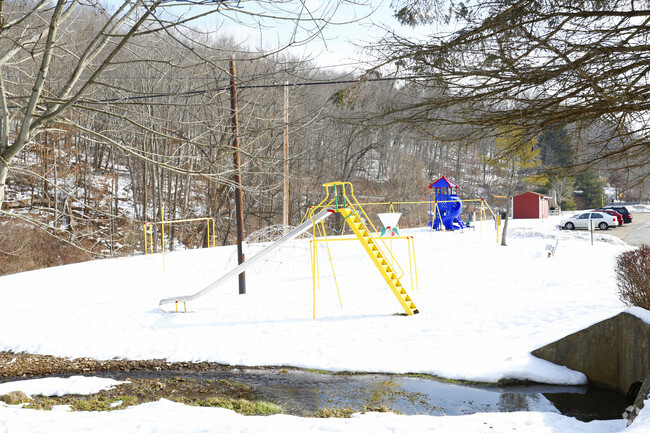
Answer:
[{"xmin": 513, "ymin": 191, "xmax": 550, "ymax": 219}]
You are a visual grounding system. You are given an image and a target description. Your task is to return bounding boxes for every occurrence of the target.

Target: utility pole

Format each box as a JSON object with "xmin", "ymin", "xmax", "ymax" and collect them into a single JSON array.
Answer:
[
  {"xmin": 283, "ymin": 82, "xmax": 289, "ymax": 233},
  {"xmin": 230, "ymin": 56, "xmax": 246, "ymax": 295}
]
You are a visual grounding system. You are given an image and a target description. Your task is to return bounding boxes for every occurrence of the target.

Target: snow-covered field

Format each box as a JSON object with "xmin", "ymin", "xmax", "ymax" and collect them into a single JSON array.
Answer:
[{"xmin": 1, "ymin": 209, "xmax": 649, "ymax": 432}]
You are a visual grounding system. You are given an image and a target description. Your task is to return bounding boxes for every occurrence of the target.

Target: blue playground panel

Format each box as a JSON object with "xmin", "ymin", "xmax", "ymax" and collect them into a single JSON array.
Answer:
[{"xmin": 428, "ymin": 176, "xmax": 466, "ymax": 231}]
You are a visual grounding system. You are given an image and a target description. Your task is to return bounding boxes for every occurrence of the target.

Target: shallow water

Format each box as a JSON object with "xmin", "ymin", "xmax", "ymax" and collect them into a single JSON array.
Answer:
[{"xmin": 104, "ymin": 368, "xmax": 627, "ymax": 421}]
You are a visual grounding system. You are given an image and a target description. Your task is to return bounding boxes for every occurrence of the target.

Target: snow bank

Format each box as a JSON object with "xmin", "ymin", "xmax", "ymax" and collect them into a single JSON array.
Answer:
[
  {"xmin": 0, "ymin": 376, "xmax": 127, "ymax": 397},
  {"xmin": 0, "ymin": 218, "xmax": 641, "ymax": 432},
  {"xmin": 0, "ymin": 399, "xmax": 627, "ymax": 433},
  {"xmin": 0, "ymin": 221, "xmax": 630, "ymax": 385},
  {"xmin": 628, "ymin": 204, "xmax": 650, "ymax": 213},
  {"xmin": 627, "ymin": 399, "xmax": 650, "ymax": 432},
  {"xmin": 626, "ymin": 307, "xmax": 650, "ymax": 325}
]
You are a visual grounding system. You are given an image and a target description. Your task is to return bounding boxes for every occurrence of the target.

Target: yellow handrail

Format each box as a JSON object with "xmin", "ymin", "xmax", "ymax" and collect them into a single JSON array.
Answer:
[
  {"xmin": 322, "ymin": 182, "xmax": 406, "ymax": 281},
  {"xmin": 312, "ymin": 235, "xmax": 420, "ymax": 293}
]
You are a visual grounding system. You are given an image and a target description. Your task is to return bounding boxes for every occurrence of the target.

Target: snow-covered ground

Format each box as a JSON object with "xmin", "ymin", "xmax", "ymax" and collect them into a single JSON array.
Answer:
[{"xmin": 1, "ymin": 210, "xmax": 648, "ymax": 432}]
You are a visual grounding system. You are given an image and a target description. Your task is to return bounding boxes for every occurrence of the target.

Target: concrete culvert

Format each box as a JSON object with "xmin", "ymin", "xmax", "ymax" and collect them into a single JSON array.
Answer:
[{"xmin": 626, "ymin": 381, "xmax": 643, "ymax": 406}]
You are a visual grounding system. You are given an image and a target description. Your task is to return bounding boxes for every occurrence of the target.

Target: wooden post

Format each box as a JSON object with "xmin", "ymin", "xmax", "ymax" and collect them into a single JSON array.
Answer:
[
  {"xmin": 283, "ymin": 82, "xmax": 289, "ymax": 233},
  {"xmin": 230, "ymin": 56, "xmax": 246, "ymax": 294}
]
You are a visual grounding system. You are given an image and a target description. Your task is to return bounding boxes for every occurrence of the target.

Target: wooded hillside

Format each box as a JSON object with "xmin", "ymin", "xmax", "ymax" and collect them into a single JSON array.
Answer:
[{"xmin": 0, "ymin": 0, "xmax": 647, "ymax": 275}]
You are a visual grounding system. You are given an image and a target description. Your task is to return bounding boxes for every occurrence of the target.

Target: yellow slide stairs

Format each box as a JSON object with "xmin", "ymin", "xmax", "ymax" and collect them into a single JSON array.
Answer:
[{"xmin": 339, "ymin": 207, "xmax": 419, "ymax": 315}]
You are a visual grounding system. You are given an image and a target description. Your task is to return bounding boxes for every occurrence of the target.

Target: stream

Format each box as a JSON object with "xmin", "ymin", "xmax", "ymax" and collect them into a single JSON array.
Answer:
[{"xmin": 98, "ymin": 368, "xmax": 627, "ymax": 421}]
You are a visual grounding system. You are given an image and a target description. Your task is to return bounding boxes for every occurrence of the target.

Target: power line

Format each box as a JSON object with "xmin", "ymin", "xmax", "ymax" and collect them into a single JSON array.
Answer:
[
  {"xmin": 5, "ymin": 72, "xmax": 429, "ymax": 108},
  {"xmin": 89, "ymin": 74, "xmax": 429, "ymax": 104}
]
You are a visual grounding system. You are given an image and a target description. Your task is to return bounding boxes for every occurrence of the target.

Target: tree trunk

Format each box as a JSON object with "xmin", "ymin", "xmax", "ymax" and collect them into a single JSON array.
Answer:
[
  {"xmin": 501, "ymin": 200, "xmax": 510, "ymax": 246},
  {"xmin": 501, "ymin": 157, "xmax": 517, "ymax": 247},
  {"xmin": 0, "ymin": 158, "xmax": 8, "ymax": 207}
]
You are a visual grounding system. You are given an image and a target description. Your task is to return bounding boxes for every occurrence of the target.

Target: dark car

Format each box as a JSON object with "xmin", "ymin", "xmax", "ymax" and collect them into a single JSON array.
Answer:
[
  {"xmin": 598, "ymin": 209, "xmax": 623, "ymax": 226},
  {"xmin": 596, "ymin": 206, "xmax": 633, "ymax": 224}
]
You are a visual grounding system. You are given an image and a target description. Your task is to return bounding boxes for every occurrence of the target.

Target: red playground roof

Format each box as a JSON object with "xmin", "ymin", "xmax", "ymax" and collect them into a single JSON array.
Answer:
[{"xmin": 428, "ymin": 176, "xmax": 459, "ymax": 189}]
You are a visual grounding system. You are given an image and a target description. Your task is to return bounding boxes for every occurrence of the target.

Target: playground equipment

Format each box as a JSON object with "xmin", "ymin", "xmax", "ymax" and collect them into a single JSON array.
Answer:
[
  {"xmin": 144, "ymin": 218, "xmax": 216, "ymax": 254},
  {"xmin": 310, "ymin": 222, "xmax": 420, "ymax": 318},
  {"xmin": 378, "ymin": 212, "xmax": 401, "ymax": 236},
  {"xmin": 159, "ymin": 206, "xmax": 335, "ymax": 309},
  {"xmin": 144, "ymin": 204, "xmax": 217, "ymax": 270},
  {"xmin": 160, "ymin": 181, "xmax": 419, "ymax": 316},
  {"xmin": 428, "ymin": 176, "xmax": 466, "ymax": 231},
  {"xmin": 310, "ymin": 182, "xmax": 418, "ymax": 316}
]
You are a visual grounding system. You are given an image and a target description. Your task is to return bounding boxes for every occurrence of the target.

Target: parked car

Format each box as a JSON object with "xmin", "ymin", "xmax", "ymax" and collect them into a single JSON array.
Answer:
[
  {"xmin": 595, "ymin": 206, "xmax": 633, "ymax": 223},
  {"xmin": 597, "ymin": 209, "xmax": 623, "ymax": 226},
  {"xmin": 560, "ymin": 212, "xmax": 618, "ymax": 230}
]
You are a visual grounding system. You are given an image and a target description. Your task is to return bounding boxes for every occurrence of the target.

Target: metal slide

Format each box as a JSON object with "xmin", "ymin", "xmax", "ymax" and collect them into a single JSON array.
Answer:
[{"xmin": 159, "ymin": 207, "xmax": 334, "ymax": 307}]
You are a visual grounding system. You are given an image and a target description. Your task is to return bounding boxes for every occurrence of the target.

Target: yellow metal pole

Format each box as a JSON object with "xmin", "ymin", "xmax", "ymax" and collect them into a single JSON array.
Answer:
[
  {"xmin": 435, "ymin": 202, "xmax": 444, "ymax": 231},
  {"xmin": 315, "ymin": 237, "xmax": 321, "ymax": 294},
  {"xmin": 320, "ymin": 221, "xmax": 343, "ymax": 309},
  {"xmin": 143, "ymin": 224, "xmax": 148, "ymax": 255},
  {"xmin": 356, "ymin": 199, "xmax": 487, "ymax": 206},
  {"xmin": 311, "ymin": 240, "xmax": 316, "ymax": 319},
  {"xmin": 410, "ymin": 236, "xmax": 420, "ymax": 291},
  {"xmin": 211, "ymin": 218, "xmax": 215, "ymax": 247},
  {"xmin": 299, "ymin": 206, "xmax": 312, "ymax": 226},
  {"xmin": 161, "ymin": 204, "xmax": 165, "ymax": 271},
  {"xmin": 496, "ymin": 214, "xmax": 501, "ymax": 243},
  {"xmin": 483, "ymin": 200, "xmax": 497, "ymax": 219},
  {"xmin": 407, "ymin": 236, "xmax": 414, "ymax": 290},
  {"xmin": 315, "ymin": 236, "xmax": 412, "ymax": 242}
]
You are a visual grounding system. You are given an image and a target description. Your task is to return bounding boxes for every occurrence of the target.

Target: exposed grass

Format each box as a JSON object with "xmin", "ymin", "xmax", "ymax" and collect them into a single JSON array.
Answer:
[
  {"xmin": 315, "ymin": 405, "xmax": 395, "ymax": 418},
  {"xmin": 180, "ymin": 397, "xmax": 282, "ymax": 415},
  {"xmin": 19, "ymin": 376, "xmax": 402, "ymax": 418},
  {"xmin": 304, "ymin": 368, "xmax": 497, "ymax": 386},
  {"xmin": 314, "ymin": 407, "xmax": 356, "ymax": 418},
  {"xmin": 14, "ymin": 368, "xmax": 510, "ymax": 417},
  {"xmin": 26, "ymin": 395, "xmax": 138, "ymax": 411},
  {"xmin": 22, "ymin": 378, "xmax": 280, "ymax": 415},
  {"xmin": 405, "ymin": 373, "xmax": 497, "ymax": 387},
  {"xmin": 305, "ymin": 369, "xmax": 355, "ymax": 376}
]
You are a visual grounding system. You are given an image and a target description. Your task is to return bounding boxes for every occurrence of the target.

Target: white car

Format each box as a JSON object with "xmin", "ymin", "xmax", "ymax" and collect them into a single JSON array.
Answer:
[{"xmin": 561, "ymin": 212, "xmax": 618, "ymax": 230}]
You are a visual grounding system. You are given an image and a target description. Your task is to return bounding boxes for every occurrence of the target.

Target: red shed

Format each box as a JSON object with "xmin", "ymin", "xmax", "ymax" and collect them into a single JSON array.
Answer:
[{"xmin": 513, "ymin": 191, "xmax": 550, "ymax": 219}]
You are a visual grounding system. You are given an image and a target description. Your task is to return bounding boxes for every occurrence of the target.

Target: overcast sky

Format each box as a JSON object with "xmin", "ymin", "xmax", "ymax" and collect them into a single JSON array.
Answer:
[
  {"xmin": 210, "ymin": 0, "xmax": 409, "ymax": 72},
  {"xmin": 97, "ymin": 0, "xmax": 430, "ymax": 75},
  {"xmin": 118, "ymin": 0, "xmax": 426, "ymax": 74}
]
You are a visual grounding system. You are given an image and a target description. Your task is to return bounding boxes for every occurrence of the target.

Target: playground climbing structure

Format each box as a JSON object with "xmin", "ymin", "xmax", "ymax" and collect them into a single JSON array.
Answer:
[
  {"xmin": 428, "ymin": 176, "xmax": 466, "ymax": 231},
  {"xmin": 160, "ymin": 181, "xmax": 419, "ymax": 317},
  {"xmin": 308, "ymin": 182, "xmax": 419, "ymax": 316}
]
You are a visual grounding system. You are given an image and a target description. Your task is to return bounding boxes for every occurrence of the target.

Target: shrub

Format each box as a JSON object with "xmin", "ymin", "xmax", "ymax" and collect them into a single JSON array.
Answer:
[
  {"xmin": 616, "ymin": 245, "xmax": 650, "ymax": 310},
  {"xmin": 0, "ymin": 219, "xmax": 91, "ymax": 276}
]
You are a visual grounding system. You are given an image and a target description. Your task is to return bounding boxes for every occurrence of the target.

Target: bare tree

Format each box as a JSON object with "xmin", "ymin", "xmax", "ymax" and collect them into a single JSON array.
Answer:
[
  {"xmin": 367, "ymin": 0, "xmax": 650, "ymax": 183},
  {"xmin": 0, "ymin": 0, "xmax": 371, "ymax": 267},
  {"xmin": 0, "ymin": 0, "xmax": 370, "ymax": 204}
]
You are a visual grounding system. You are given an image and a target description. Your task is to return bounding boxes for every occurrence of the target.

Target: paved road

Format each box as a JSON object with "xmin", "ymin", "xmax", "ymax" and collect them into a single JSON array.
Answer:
[{"xmin": 608, "ymin": 212, "xmax": 650, "ymax": 247}]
